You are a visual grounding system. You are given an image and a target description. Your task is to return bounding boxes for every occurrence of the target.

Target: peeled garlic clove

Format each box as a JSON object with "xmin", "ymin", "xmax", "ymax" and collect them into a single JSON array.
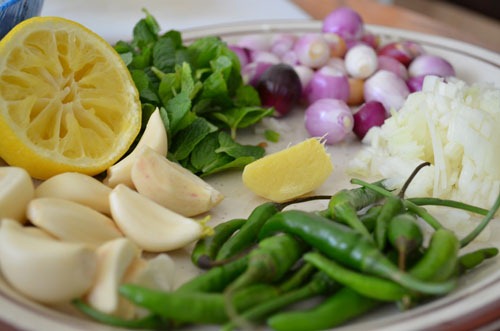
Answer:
[
  {"xmin": 0, "ymin": 219, "xmax": 97, "ymax": 304},
  {"xmin": 0, "ymin": 167, "xmax": 34, "ymax": 223},
  {"xmin": 124, "ymin": 254, "xmax": 176, "ymax": 292},
  {"xmin": 120, "ymin": 254, "xmax": 176, "ymax": 318},
  {"xmin": 131, "ymin": 147, "xmax": 224, "ymax": 217},
  {"xmin": 86, "ymin": 238, "xmax": 140, "ymax": 315},
  {"xmin": 27, "ymin": 197, "xmax": 122, "ymax": 248},
  {"xmin": 104, "ymin": 108, "xmax": 168, "ymax": 188},
  {"xmin": 35, "ymin": 172, "xmax": 112, "ymax": 215},
  {"xmin": 110, "ymin": 184, "xmax": 203, "ymax": 252}
]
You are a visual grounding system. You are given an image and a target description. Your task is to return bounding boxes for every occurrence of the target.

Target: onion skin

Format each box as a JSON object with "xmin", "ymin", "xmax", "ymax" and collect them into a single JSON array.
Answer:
[
  {"xmin": 408, "ymin": 54, "xmax": 455, "ymax": 78},
  {"xmin": 322, "ymin": 32, "xmax": 347, "ymax": 58},
  {"xmin": 347, "ymin": 78, "xmax": 365, "ymax": 106},
  {"xmin": 229, "ymin": 45, "xmax": 250, "ymax": 67},
  {"xmin": 270, "ymin": 33, "xmax": 297, "ymax": 58},
  {"xmin": 256, "ymin": 63, "xmax": 302, "ymax": 117},
  {"xmin": 352, "ymin": 101, "xmax": 387, "ymax": 140},
  {"xmin": 325, "ymin": 57, "xmax": 348, "ymax": 75},
  {"xmin": 293, "ymin": 34, "xmax": 330, "ymax": 69},
  {"xmin": 304, "ymin": 98, "xmax": 354, "ymax": 145},
  {"xmin": 293, "ymin": 65, "xmax": 315, "ymax": 98},
  {"xmin": 242, "ymin": 61, "xmax": 273, "ymax": 86},
  {"xmin": 305, "ymin": 66, "xmax": 350, "ymax": 104},
  {"xmin": 249, "ymin": 50, "xmax": 281, "ymax": 64},
  {"xmin": 377, "ymin": 55, "xmax": 408, "ymax": 79},
  {"xmin": 364, "ymin": 70, "xmax": 410, "ymax": 113},
  {"xmin": 406, "ymin": 75, "xmax": 426, "ymax": 92},
  {"xmin": 377, "ymin": 41, "xmax": 425, "ymax": 67},
  {"xmin": 345, "ymin": 44, "xmax": 378, "ymax": 79},
  {"xmin": 322, "ymin": 7, "xmax": 364, "ymax": 42}
]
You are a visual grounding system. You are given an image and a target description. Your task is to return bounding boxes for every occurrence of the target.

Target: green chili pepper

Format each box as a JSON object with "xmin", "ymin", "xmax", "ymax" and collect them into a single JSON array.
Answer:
[
  {"xmin": 387, "ymin": 212, "xmax": 424, "ymax": 270},
  {"xmin": 191, "ymin": 218, "xmax": 246, "ymax": 269},
  {"xmin": 358, "ymin": 204, "xmax": 383, "ymax": 232},
  {"xmin": 119, "ymin": 283, "xmax": 280, "ymax": 325},
  {"xmin": 176, "ymin": 255, "xmax": 248, "ymax": 293},
  {"xmin": 278, "ymin": 262, "xmax": 316, "ymax": 293},
  {"xmin": 456, "ymin": 247, "xmax": 498, "ymax": 275},
  {"xmin": 267, "ymin": 287, "xmax": 380, "ymax": 331},
  {"xmin": 216, "ymin": 202, "xmax": 281, "ymax": 261},
  {"xmin": 72, "ymin": 299, "xmax": 168, "ymax": 329},
  {"xmin": 215, "ymin": 196, "xmax": 331, "ymax": 263},
  {"xmin": 304, "ymin": 252, "xmax": 409, "ymax": 301},
  {"xmin": 259, "ymin": 210, "xmax": 456, "ymax": 296},
  {"xmin": 351, "ymin": 178, "xmax": 444, "ymax": 230},
  {"xmin": 324, "ymin": 183, "xmax": 384, "ymax": 239},
  {"xmin": 222, "ymin": 271, "xmax": 338, "ymax": 331},
  {"xmin": 374, "ymin": 196, "xmax": 404, "ymax": 250},
  {"xmin": 409, "ymin": 228, "xmax": 460, "ymax": 282},
  {"xmin": 223, "ymin": 234, "xmax": 309, "ymax": 330},
  {"xmin": 225, "ymin": 233, "xmax": 307, "ymax": 294}
]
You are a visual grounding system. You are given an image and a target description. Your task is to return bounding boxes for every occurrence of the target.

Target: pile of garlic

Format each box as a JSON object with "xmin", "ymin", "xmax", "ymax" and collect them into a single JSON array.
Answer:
[
  {"xmin": 348, "ymin": 75, "xmax": 500, "ymax": 210},
  {"xmin": 0, "ymin": 108, "xmax": 223, "ymax": 319}
]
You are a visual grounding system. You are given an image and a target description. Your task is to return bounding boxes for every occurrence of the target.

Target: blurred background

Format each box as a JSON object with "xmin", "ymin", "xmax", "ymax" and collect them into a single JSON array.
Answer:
[{"xmin": 395, "ymin": 0, "xmax": 499, "ymax": 49}]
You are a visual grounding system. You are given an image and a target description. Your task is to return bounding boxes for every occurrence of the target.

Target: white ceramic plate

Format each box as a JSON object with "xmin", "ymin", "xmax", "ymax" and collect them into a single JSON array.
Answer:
[{"xmin": 1, "ymin": 21, "xmax": 500, "ymax": 331}]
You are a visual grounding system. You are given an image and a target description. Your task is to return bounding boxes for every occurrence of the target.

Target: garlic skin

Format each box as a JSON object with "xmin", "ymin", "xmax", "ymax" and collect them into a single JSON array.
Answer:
[
  {"xmin": 27, "ymin": 197, "xmax": 123, "ymax": 248},
  {"xmin": 0, "ymin": 167, "xmax": 34, "ymax": 223},
  {"xmin": 85, "ymin": 238, "xmax": 140, "ymax": 316},
  {"xmin": 104, "ymin": 108, "xmax": 168, "ymax": 188},
  {"xmin": 0, "ymin": 219, "xmax": 97, "ymax": 304},
  {"xmin": 109, "ymin": 184, "xmax": 203, "ymax": 252},
  {"xmin": 131, "ymin": 146, "xmax": 224, "ymax": 217},
  {"xmin": 35, "ymin": 172, "xmax": 112, "ymax": 215}
]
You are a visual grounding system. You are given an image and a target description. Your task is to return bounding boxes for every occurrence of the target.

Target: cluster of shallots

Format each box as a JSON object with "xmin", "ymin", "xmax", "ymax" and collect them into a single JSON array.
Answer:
[{"xmin": 229, "ymin": 7, "xmax": 456, "ymax": 143}]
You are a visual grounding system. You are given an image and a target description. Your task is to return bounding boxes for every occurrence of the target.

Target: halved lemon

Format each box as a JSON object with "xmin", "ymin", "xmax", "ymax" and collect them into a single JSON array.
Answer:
[{"xmin": 0, "ymin": 17, "xmax": 141, "ymax": 180}]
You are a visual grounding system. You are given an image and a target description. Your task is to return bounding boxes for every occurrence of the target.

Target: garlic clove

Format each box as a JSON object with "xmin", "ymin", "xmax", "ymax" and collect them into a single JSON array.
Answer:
[
  {"xmin": 0, "ymin": 219, "xmax": 97, "ymax": 304},
  {"xmin": 85, "ymin": 238, "xmax": 140, "ymax": 315},
  {"xmin": 120, "ymin": 254, "xmax": 176, "ymax": 318},
  {"xmin": 104, "ymin": 108, "xmax": 168, "ymax": 188},
  {"xmin": 131, "ymin": 146, "xmax": 224, "ymax": 217},
  {"xmin": 124, "ymin": 254, "xmax": 176, "ymax": 292},
  {"xmin": 109, "ymin": 184, "xmax": 203, "ymax": 252},
  {"xmin": 35, "ymin": 172, "xmax": 112, "ymax": 215},
  {"xmin": 27, "ymin": 197, "xmax": 123, "ymax": 248},
  {"xmin": 0, "ymin": 166, "xmax": 35, "ymax": 223}
]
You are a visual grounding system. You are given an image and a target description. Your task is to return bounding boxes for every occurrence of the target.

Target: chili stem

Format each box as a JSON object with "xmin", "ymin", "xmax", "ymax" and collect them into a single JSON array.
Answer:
[
  {"xmin": 460, "ymin": 188, "xmax": 500, "ymax": 247},
  {"xmin": 408, "ymin": 197, "xmax": 489, "ymax": 216},
  {"xmin": 350, "ymin": 178, "xmax": 443, "ymax": 230},
  {"xmin": 399, "ymin": 162, "xmax": 431, "ymax": 198}
]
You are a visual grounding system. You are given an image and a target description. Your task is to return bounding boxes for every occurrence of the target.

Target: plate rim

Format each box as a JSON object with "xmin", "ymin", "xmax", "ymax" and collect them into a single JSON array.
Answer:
[{"xmin": 0, "ymin": 18, "xmax": 499, "ymax": 331}]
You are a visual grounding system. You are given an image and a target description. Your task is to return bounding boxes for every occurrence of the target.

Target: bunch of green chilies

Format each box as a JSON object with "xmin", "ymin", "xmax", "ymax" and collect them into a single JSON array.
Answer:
[{"xmin": 74, "ymin": 163, "xmax": 500, "ymax": 330}]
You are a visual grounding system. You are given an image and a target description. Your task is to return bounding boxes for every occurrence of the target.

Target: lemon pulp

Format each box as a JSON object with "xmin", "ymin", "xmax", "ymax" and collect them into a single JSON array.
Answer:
[{"xmin": 0, "ymin": 17, "xmax": 141, "ymax": 179}]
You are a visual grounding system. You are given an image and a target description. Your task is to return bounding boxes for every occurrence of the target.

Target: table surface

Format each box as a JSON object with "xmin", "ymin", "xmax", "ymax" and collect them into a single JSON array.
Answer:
[{"xmin": 3, "ymin": 1, "xmax": 500, "ymax": 331}]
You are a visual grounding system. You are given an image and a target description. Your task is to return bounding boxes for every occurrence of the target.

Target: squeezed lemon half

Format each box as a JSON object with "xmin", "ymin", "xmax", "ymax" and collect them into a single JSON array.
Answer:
[
  {"xmin": 242, "ymin": 138, "xmax": 334, "ymax": 202},
  {"xmin": 0, "ymin": 17, "xmax": 141, "ymax": 179}
]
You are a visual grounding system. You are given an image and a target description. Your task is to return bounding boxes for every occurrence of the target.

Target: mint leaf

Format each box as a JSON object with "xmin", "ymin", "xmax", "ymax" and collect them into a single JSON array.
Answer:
[
  {"xmin": 170, "ymin": 117, "xmax": 218, "ymax": 161},
  {"xmin": 216, "ymin": 131, "xmax": 265, "ymax": 159},
  {"xmin": 131, "ymin": 70, "xmax": 159, "ymax": 103},
  {"xmin": 189, "ymin": 132, "xmax": 219, "ymax": 171}
]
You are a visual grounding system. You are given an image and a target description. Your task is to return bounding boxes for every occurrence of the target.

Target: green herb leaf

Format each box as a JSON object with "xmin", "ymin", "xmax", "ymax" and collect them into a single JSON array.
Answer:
[
  {"xmin": 265, "ymin": 130, "xmax": 280, "ymax": 142},
  {"xmin": 170, "ymin": 117, "xmax": 218, "ymax": 161},
  {"xmin": 216, "ymin": 131, "xmax": 265, "ymax": 159},
  {"xmin": 117, "ymin": 12, "xmax": 272, "ymax": 177}
]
